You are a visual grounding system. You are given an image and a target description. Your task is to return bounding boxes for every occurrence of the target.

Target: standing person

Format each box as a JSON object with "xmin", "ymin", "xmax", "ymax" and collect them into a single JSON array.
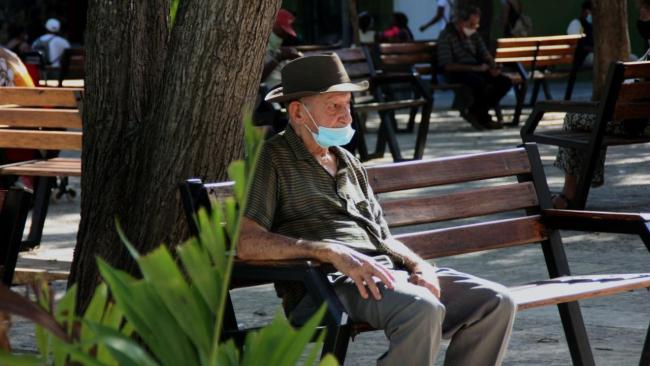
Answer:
[
  {"xmin": 437, "ymin": 6, "xmax": 512, "ymax": 129},
  {"xmin": 244, "ymin": 53, "xmax": 516, "ymax": 366},
  {"xmin": 637, "ymin": 0, "xmax": 650, "ymax": 53},
  {"xmin": 419, "ymin": 0, "xmax": 454, "ymax": 38},
  {"xmin": 501, "ymin": 0, "xmax": 532, "ymax": 37},
  {"xmin": 566, "ymin": 1, "xmax": 593, "ymax": 67},
  {"xmin": 31, "ymin": 18, "xmax": 71, "ymax": 68},
  {"xmin": 358, "ymin": 11, "xmax": 377, "ymax": 44}
]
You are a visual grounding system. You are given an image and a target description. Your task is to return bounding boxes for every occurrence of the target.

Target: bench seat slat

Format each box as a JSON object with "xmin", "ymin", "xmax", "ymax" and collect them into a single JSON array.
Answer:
[
  {"xmin": 382, "ymin": 182, "xmax": 538, "ymax": 227},
  {"xmin": 0, "ymin": 130, "xmax": 82, "ymax": 150},
  {"xmin": 497, "ymin": 34, "xmax": 583, "ymax": 48},
  {"xmin": 395, "ymin": 216, "xmax": 547, "ymax": 259},
  {"xmin": 0, "ymin": 158, "xmax": 81, "ymax": 177},
  {"xmin": 0, "ymin": 108, "xmax": 81, "ymax": 128},
  {"xmin": 0, "ymin": 87, "xmax": 82, "ymax": 107},
  {"xmin": 512, "ymin": 274, "xmax": 650, "ymax": 310},
  {"xmin": 367, "ymin": 148, "xmax": 531, "ymax": 193}
]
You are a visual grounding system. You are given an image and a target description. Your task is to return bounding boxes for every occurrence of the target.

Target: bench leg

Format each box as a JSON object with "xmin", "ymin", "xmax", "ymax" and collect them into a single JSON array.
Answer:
[
  {"xmin": 413, "ymin": 101, "xmax": 433, "ymax": 160},
  {"xmin": 321, "ymin": 324, "xmax": 351, "ymax": 364},
  {"xmin": 558, "ymin": 302, "xmax": 596, "ymax": 366},
  {"xmin": 24, "ymin": 177, "xmax": 55, "ymax": 249},
  {"xmin": 640, "ymin": 320, "xmax": 650, "ymax": 366}
]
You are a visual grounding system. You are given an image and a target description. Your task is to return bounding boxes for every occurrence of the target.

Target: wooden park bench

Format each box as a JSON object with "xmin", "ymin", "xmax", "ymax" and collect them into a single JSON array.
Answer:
[
  {"xmin": 305, "ymin": 47, "xmax": 432, "ymax": 162},
  {"xmin": 0, "ymin": 86, "xmax": 83, "ymax": 247},
  {"xmin": 180, "ymin": 143, "xmax": 650, "ymax": 365},
  {"xmin": 521, "ymin": 60, "xmax": 650, "ymax": 209},
  {"xmin": 495, "ymin": 34, "xmax": 584, "ymax": 125},
  {"xmin": 57, "ymin": 47, "xmax": 85, "ymax": 87}
]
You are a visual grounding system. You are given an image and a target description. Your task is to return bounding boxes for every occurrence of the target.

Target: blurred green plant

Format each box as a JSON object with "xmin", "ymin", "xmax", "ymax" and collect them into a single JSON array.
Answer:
[{"xmin": 0, "ymin": 119, "xmax": 338, "ymax": 366}]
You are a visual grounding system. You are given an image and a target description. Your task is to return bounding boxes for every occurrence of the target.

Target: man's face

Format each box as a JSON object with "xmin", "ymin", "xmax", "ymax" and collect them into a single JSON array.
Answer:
[
  {"xmin": 298, "ymin": 92, "xmax": 353, "ymax": 131},
  {"xmin": 461, "ymin": 14, "xmax": 480, "ymax": 32}
]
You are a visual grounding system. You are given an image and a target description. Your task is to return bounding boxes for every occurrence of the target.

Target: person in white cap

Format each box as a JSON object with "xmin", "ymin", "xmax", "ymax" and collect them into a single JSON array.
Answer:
[{"xmin": 31, "ymin": 18, "xmax": 71, "ymax": 68}]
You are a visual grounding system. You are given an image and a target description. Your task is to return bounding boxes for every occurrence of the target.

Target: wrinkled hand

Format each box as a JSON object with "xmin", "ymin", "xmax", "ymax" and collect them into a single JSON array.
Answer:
[
  {"xmin": 329, "ymin": 245, "xmax": 396, "ymax": 300},
  {"xmin": 489, "ymin": 65, "xmax": 502, "ymax": 76},
  {"xmin": 408, "ymin": 262, "xmax": 440, "ymax": 299}
]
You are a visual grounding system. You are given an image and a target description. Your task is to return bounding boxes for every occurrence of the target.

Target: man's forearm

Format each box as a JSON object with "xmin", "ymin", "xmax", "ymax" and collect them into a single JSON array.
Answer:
[
  {"xmin": 237, "ymin": 217, "xmax": 333, "ymax": 262},
  {"xmin": 382, "ymin": 237, "xmax": 430, "ymax": 271}
]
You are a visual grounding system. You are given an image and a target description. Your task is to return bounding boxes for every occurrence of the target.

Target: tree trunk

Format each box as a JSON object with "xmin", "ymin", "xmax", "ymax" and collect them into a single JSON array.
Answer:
[
  {"xmin": 592, "ymin": 0, "xmax": 630, "ymax": 100},
  {"xmin": 70, "ymin": 0, "xmax": 281, "ymax": 310}
]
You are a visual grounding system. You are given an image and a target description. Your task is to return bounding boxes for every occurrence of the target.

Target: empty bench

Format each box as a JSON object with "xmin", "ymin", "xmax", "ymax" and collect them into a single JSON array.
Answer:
[
  {"xmin": 0, "ymin": 86, "xmax": 83, "ymax": 247},
  {"xmin": 181, "ymin": 143, "xmax": 650, "ymax": 365}
]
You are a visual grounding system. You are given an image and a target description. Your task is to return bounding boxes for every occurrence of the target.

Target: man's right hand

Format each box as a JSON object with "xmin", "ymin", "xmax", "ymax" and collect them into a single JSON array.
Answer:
[{"xmin": 327, "ymin": 244, "xmax": 396, "ymax": 301}]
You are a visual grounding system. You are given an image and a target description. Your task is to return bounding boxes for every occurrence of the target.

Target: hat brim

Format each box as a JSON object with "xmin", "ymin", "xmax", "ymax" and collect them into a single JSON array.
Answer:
[{"xmin": 264, "ymin": 80, "xmax": 369, "ymax": 103}]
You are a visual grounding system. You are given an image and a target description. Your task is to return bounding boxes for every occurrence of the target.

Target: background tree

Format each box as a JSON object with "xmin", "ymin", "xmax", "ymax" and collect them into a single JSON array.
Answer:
[
  {"xmin": 70, "ymin": 0, "xmax": 281, "ymax": 309},
  {"xmin": 592, "ymin": 0, "xmax": 631, "ymax": 99}
]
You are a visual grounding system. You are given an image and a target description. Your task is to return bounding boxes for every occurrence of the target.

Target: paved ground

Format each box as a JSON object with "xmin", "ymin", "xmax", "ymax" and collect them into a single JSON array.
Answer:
[{"xmin": 9, "ymin": 81, "xmax": 650, "ymax": 365}]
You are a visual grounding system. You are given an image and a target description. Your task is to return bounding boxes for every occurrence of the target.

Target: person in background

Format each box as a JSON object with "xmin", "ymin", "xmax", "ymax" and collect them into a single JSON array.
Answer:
[
  {"xmin": 5, "ymin": 24, "xmax": 31, "ymax": 55},
  {"xmin": 358, "ymin": 11, "xmax": 376, "ymax": 44},
  {"xmin": 419, "ymin": 0, "xmax": 454, "ymax": 38},
  {"xmin": 31, "ymin": 18, "xmax": 70, "ymax": 68},
  {"xmin": 551, "ymin": 0, "xmax": 650, "ymax": 209},
  {"xmin": 380, "ymin": 12, "xmax": 414, "ymax": 42},
  {"xmin": 566, "ymin": 1, "xmax": 593, "ymax": 67},
  {"xmin": 437, "ymin": 6, "xmax": 511, "ymax": 130},
  {"xmin": 255, "ymin": 9, "xmax": 303, "ymax": 135}
]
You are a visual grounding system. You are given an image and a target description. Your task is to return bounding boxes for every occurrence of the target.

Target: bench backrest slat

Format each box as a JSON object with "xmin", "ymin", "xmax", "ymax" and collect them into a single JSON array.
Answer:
[
  {"xmin": 0, "ymin": 108, "xmax": 82, "ymax": 129},
  {"xmin": 606, "ymin": 61, "xmax": 650, "ymax": 120},
  {"xmin": 395, "ymin": 215, "xmax": 547, "ymax": 259},
  {"xmin": 376, "ymin": 42, "xmax": 437, "ymax": 76},
  {"xmin": 304, "ymin": 48, "xmax": 374, "ymax": 80},
  {"xmin": 0, "ymin": 130, "xmax": 82, "ymax": 150},
  {"xmin": 495, "ymin": 34, "xmax": 582, "ymax": 68},
  {"xmin": 367, "ymin": 148, "xmax": 531, "ymax": 193},
  {"xmin": 0, "ymin": 87, "xmax": 81, "ymax": 107},
  {"xmin": 381, "ymin": 182, "xmax": 538, "ymax": 227},
  {"xmin": 496, "ymin": 34, "xmax": 583, "ymax": 48}
]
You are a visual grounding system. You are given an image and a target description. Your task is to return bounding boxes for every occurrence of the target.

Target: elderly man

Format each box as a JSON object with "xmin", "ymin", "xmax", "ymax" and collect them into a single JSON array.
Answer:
[
  {"xmin": 437, "ymin": 7, "xmax": 512, "ymax": 130},
  {"xmin": 239, "ymin": 54, "xmax": 516, "ymax": 365}
]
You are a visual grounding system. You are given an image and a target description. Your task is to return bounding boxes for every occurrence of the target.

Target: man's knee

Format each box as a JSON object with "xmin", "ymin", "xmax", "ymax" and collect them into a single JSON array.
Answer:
[
  {"xmin": 494, "ymin": 292, "xmax": 517, "ymax": 320},
  {"xmin": 411, "ymin": 296, "xmax": 446, "ymax": 327}
]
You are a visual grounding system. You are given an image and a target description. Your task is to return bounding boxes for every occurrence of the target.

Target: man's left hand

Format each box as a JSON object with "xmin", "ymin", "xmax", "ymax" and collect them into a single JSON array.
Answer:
[{"xmin": 408, "ymin": 262, "xmax": 440, "ymax": 298}]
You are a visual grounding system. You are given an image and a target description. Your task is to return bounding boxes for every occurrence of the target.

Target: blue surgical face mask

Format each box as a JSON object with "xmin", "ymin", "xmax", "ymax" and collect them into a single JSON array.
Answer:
[
  {"xmin": 586, "ymin": 14, "xmax": 592, "ymax": 24},
  {"xmin": 301, "ymin": 102, "xmax": 355, "ymax": 148}
]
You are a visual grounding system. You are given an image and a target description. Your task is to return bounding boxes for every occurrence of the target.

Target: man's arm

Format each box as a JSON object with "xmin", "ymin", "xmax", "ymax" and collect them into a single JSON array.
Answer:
[
  {"xmin": 382, "ymin": 236, "xmax": 440, "ymax": 298},
  {"xmin": 238, "ymin": 217, "xmax": 396, "ymax": 300},
  {"xmin": 420, "ymin": 6, "xmax": 445, "ymax": 32}
]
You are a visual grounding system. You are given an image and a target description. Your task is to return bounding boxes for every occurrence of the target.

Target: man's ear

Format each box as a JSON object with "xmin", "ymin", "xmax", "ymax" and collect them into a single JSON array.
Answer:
[{"xmin": 287, "ymin": 100, "xmax": 303, "ymax": 122}]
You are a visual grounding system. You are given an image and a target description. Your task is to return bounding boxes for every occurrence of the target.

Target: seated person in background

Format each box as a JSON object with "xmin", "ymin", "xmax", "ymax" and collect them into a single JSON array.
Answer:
[
  {"xmin": 240, "ymin": 53, "xmax": 516, "ymax": 366},
  {"xmin": 5, "ymin": 24, "xmax": 31, "ymax": 55},
  {"xmin": 437, "ymin": 6, "xmax": 512, "ymax": 130},
  {"xmin": 380, "ymin": 12, "xmax": 414, "ymax": 42},
  {"xmin": 255, "ymin": 8, "xmax": 303, "ymax": 135},
  {"xmin": 32, "ymin": 18, "xmax": 70, "ymax": 68},
  {"xmin": 566, "ymin": 1, "xmax": 593, "ymax": 67},
  {"xmin": 553, "ymin": 0, "xmax": 650, "ymax": 209},
  {"xmin": 358, "ymin": 11, "xmax": 377, "ymax": 44}
]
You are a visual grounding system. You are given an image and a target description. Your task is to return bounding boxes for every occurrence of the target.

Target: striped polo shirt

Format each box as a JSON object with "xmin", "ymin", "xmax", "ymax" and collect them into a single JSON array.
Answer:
[
  {"xmin": 437, "ymin": 23, "xmax": 491, "ymax": 70},
  {"xmin": 244, "ymin": 125, "xmax": 393, "ymax": 311}
]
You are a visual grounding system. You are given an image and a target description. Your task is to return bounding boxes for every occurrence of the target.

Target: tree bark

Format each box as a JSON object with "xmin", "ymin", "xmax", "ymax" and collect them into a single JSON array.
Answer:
[
  {"xmin": 71, "ymin": 0, "xmax": 281, "ymax": 310},
  {"xmin": 592, "ymin": 0, "xmax": 630, "ymax": 100}
]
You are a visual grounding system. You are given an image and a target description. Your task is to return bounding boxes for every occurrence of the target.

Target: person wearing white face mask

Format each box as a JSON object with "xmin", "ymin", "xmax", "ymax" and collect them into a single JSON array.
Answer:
[
  {"xmin": 566, "ymin": 1, "xmax": 594, "ymax": 67},
  {"xmin": 240, "ymin": 54, "xmax": 516, "ymax": 366},
  {"xmin": 437, "ymin": 6, "xmax": 512, "ymax": 130}
]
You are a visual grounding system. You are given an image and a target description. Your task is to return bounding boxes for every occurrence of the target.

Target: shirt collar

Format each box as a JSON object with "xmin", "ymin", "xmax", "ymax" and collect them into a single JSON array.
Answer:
[{"xmin": 284, "ymin": 124, "xmax": 352, "ymax": 169}]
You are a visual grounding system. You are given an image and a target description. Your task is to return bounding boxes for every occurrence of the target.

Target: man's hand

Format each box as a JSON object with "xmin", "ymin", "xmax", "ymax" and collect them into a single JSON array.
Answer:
[
  {"xmin": 489, "ymin": 64, "xmax": 502, "ymax": 77},
  {"xmin": 328, "ymin": 245, "xmax": 396, "ymax": 300},
  {"xmin": 408, "ymin": 262, "xmax": 440, "ymax": 299},
  {"xmin": 474, "ymin": 63, "xmax": 490, "ymax": 73}
]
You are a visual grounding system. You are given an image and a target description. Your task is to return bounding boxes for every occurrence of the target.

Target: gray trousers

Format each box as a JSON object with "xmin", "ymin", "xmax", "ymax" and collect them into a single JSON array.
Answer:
[{"xmin": 295, "ymin": 267, "xmax": 517, "ymax": 366}]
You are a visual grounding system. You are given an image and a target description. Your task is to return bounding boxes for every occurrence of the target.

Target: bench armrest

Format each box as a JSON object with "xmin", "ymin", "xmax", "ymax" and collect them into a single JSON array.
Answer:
[
  {"xmin": 533, "ymin": 100, "xmax": 599, "ymax": 114},
  {"xmin": 542, "ymin": 209, "xmax": 650, "ymax": 248}
]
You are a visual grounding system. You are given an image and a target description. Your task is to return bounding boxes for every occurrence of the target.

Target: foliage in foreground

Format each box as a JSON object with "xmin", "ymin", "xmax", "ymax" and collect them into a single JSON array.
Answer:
[{"xmin": 0, "ymin": 120, "xmax": 338, "ymax": 366}]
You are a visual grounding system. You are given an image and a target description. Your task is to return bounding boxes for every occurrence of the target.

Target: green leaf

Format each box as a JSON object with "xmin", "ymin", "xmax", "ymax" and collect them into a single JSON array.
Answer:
[
  {"xmin": 0, "ymin": 352, "xmax": 43, "ymax": 366},
  {"xmin": 169, "ymin": 0, "xmax": 181, "ymax": 29},
  {"xmin": 115, "ymin": 219, "xmax": 140, "ymax": 260},
  {"xmin": 224, "ymin": 196, "xmax": 238, "ymax": 239},
  {"xmin": 216, "ymin": 339, "xmax": 240, "ymax": 366},
  {"xmin": 136, "ymin": 246, "xmax": 212, "ymax": 355},
  {"xmin": 228, "ymin": 161, "xmax": 246, "ymax": 203},
  {"xmin": 177, "ymin": 237, "xmax": 221, "ymax": 310},
  {"xmin": 319, "ymin": 354, "xmax": 340, "ymax": 366},
  {"xmin": 97, "ymin": 259, "xmax": 196, "ymax": 366},
  {"xmin": 85, "ymin": 322, "xmax": 159, "ymax": 366},
  {"xmin": 196, "ymin": 207, "xmax": 226, "ymax": 270}
]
